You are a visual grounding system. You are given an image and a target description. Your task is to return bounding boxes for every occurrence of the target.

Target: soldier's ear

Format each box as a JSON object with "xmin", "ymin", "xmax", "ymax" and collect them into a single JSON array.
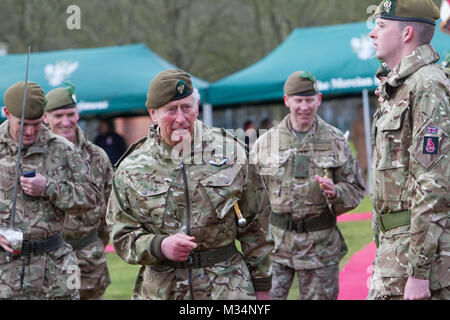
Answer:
[
  {"xmin": 401, "ymin": 25, "xmax": 415, "ymax": 43},
  {"xmin": 43, "ymin": 112, "xmax": 49, "ymax": 125},
  {"xmin": 147, "ymin": 107, "xmax": 158, "ymax": 123}
]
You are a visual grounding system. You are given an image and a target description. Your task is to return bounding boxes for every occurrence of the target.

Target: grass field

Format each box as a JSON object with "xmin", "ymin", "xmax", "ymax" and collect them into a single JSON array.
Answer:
[{"xmin": 103, "ymin": 195, "xmax": 374, "ymax": 300}]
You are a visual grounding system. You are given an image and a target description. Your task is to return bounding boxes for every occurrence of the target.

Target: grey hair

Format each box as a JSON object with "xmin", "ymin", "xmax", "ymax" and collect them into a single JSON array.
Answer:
[{"xmin": 192, "ymin": 87, "xmax": 201, "ymax": 105}]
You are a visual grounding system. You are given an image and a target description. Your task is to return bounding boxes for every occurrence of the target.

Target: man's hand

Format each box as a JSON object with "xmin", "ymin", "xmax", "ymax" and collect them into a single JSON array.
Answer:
[
  {"xmin": 255, "ymin": 290, "xmax": 271, "ymax": 300},
  {"xmin": 161, "ymin": 233, "xmax": 198, "ymax": 262},
  {"xmin": 20, "ymin": 173, "xmax": 47, "ymax": 197},
  {"xmin": 314, "ymin": 175, "xmax": 336, "ymax": 199},
  {"xmin": 0, "ymin": 234, "xmax": 13, "ymax": 253},
  {"xmin": 404, "ymin": 277, "xmax": 431, "ymax": 300}
]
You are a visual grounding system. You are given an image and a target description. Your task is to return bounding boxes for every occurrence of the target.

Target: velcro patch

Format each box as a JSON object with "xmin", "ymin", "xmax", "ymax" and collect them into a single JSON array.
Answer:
[{"xmin": 423, "ymin": 136, "xmax": 439, "ymax": 155}]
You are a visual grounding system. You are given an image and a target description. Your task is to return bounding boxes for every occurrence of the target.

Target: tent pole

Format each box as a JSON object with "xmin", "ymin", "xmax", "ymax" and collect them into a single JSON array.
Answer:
[
  {"xmin": 362, "ymin": 89, "xmax": 372, "ymax": 194},
  {"xmin": 202, "ymin": 103, "xmax": 213, "ymax": 127}
]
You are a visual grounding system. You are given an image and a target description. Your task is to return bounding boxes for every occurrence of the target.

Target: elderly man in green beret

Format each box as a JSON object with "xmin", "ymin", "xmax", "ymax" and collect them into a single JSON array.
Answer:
[
  {"xmin": 369, "ymin": 0, "xmax": 450, "ymax": 300},
  {"xmin": 251, "ymin": 71, "xmax": 365, "ymax": 300},
  {"xmin": 106, "ymin": 69, "xmax": 273, "ymax": 300},
  {"xmin": 44, "ymin": 83, "xmax": 112, "ymax": 300},
  {"xmin": 0, "ymin": 81, "xmax": 100, "ymax": 299}
]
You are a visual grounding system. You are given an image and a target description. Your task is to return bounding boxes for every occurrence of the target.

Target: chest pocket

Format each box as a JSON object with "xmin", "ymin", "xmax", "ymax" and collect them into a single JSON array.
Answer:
[
  {"xmin": 375, "ymin": 105, "xmax": 410, "ymax": 170},
  {"xmin": 128, "ymin": 177, "xmax": 170, "ymax": 228},
  {"xmin": 199, "ymin": 164, "xmax": 243, "ymax": 219}
]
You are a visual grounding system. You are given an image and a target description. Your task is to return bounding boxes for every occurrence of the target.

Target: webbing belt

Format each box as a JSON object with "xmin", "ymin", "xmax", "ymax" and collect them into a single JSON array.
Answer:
[
  {"xmin": 21, "ymin": 233, "xmax": 65, "ymax": 255},
  {"xmin": 270, "ymin": 212, "xmax": 336, "ymax": 233},
  {"xmin": 161, "ymin": 242, "xmax": 238, "ymax": 269},
  {"xmin": 66, "ymin": 230, "xmax": 99, "ymax": 251},
  {"xmin": 376, "ymin": 210, "xmax": 410, "ymax": 233}
]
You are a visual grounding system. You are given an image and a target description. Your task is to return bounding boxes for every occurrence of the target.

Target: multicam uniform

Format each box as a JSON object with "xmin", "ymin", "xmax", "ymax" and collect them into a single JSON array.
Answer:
[
  {"xmin": 369, "ymin": 44, "xmax": 450, "ymax": 299},
  {"xmin": 107, "ymin": 120, "xmax": 273, "ymax": 300},
  {"xmin": 252, "ymin": 115, "xmax": 365, "ymax": 300},
  {"xmin": 0, "ymin": 122, "xmax": 100, "ymax": 299},
  {"xmin": 62, "ymin": 126, "xmax": 112, "ymax": 299}
]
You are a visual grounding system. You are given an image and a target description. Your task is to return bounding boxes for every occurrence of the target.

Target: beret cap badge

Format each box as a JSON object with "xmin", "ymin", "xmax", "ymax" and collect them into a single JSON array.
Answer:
[
  {"xmin": 383, "ymin": 0, "xmax": 392, "ymax": 14},
  {"xmin": 177, "ymin": 80, "xmax": 186, "ymax": 95}
]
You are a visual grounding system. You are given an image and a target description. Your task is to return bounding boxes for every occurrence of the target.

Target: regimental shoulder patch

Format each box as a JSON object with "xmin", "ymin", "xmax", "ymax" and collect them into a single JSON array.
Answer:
[{"xmin": 423, "ymin": 136, "xmax": 439, "ymax": 155}]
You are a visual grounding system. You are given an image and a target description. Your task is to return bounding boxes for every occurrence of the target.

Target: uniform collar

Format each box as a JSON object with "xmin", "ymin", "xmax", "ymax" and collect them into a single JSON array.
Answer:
[
  {"xmin": 148, "ymin": 119, "xmax": 205, "ymax": 162},
  {"xmin": 0, "ymin": 120, "xmax": 53, "ymax": 157},
  {"xmin": 380, "ymin": 44, "xmax": 440, "ymax": 98}
]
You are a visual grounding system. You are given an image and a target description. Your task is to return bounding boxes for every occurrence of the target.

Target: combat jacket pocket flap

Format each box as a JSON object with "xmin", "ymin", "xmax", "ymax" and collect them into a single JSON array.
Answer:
[
  {"xmin": 200, "ymin": 165, "xmax": 241, "ymax": 187},
  {"xmin": 377, "ymin": 106, "xmax": 409, "ymax": 132},
  {"xmin": 312, "ymin": 153, "xmax": 346, "ymax": 169},
  {"xmin": 129, "ymin": 178, "xmax": 170, "ymax": 197}
]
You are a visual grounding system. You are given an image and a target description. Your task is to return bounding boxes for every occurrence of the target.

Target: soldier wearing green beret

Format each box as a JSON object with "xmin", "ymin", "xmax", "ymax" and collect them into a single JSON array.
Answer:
[
  {"xmin": 0, "ymin": 81, "xmax": 101, "ymax": 299},
  {"xmin": 369, "ymin": 0, "xmax": 450, "ymax": 300},
  {"xmin": 44, "ymin": 83, "xmax": 112, "ymax": 300},
  {"xmin": 251, "ymin": 71, "xmax": 365, "ymax": 300},
  {"xmin": 106, "ymin": 69, "xmax": 274, "ymax": 300}
]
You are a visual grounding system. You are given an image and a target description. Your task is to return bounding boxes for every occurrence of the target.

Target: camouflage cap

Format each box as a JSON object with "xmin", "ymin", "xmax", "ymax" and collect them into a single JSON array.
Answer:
[
  {"xmin": 45, "ymin": 82, "xmax": 77, "ymax": 112},
  {"xmin": 284, "ymin": 71, "xmax": 319, "ymax": 96},
  {"xmin": 376, "ymin": 63, "xmax": 391, "ymax": 79},
  {"xmin": 375, "ymin": 0, "xmax": 440, "ymax": 26},
  {"xmin": 145, "ymin": 69, "xmax": 193, "ymax": 109},
  {"xmin": 4, "ymin": 81, "xmax": 46, "ymax": 119}
]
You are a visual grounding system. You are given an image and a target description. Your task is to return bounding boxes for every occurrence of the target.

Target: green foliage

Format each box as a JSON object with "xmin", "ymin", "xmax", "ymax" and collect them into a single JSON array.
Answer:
[{"xmin": 5, "ymin": 0, "xmax": 442, "ymax": 82}]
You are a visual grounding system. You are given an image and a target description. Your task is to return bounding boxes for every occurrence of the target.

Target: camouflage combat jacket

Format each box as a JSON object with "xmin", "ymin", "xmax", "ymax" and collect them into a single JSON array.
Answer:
[
  {"xmin": 251, "ymin": 115, "xmax": 365, "ymax": 270},
  {"xmin": 0, "ymin": 120, "xmax": 100, "ymax": 299},
  {"xmin": 107, "ymin": 120, "xmax": 273, "ymax": 300},
  {"xmin": 371, "ymin": 44, "xmax": 450, "ymax": 293},
  {"xmin": 62, "ymin": 126, "xmax": 112, "ymax": 298}
]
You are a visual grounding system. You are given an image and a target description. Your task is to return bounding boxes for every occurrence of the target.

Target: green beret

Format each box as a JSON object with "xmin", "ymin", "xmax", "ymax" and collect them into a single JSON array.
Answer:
[
  {"xmin": 145, "ymin": 69, "xmax": 193, "ymax": 109},
  {"xmin": 4, "ymin": 81, "xmax": 46, "ymax": 120},
  {"xmin": 45, "ymin": 82, "xmax": 77, "ymax": 112},
  {"xmin": 284, "ymin": 71, "xmax": 319, "ymax": 96},
  {"xmin": 376, "ymin": 63, "xmax": 391, "ymax": 79},
  {"xmin": 375, "ymin": 0, "xmax": 440, "ymax": 26}
]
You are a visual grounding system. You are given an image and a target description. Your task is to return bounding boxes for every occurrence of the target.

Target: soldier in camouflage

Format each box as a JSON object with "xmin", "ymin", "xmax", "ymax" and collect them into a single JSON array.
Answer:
[
  {"xmin": 0, "ymin": 81, "xmax": 100, "ymax": 299},
  {"xmin": 369, "ymin": 0, "xmax": 450, "ymax": 300},
  {"xmin": 44, "ymin": 83, "xmax": 112, "ymax": 300},
  {"xmin": 251, "ymin": 71, "xmax": 365, "ymax": 300},
  {"xmin": 106, "ymin": 70, "xmax": 273, "ymax": 300}
]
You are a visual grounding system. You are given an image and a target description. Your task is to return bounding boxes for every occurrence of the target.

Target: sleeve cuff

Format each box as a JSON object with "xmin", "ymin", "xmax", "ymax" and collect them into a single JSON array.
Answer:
[
  {"xmin": 327, "ymin": 185, "xmax": 341, "ymax": 204},
  {"xmin": 150, "ymin": 235, "xmax": 169, "ymax": 261},
  {"xmin": 252, "ymin": 276, "xmax": 272, "ymax": 291},
  {"xmin": 406, "ymin": 264, "xmax": 430, "ymax": 280}
]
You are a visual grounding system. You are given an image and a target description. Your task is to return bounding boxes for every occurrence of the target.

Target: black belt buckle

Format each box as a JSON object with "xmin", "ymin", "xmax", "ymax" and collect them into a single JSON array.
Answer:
[
  {"xmin": 297, "ymin": 220, "xmax": 305, "ymax": 232},
  {"xmin": 186, "ymin": 252, "xmax": 195, "ymax": 267},
  {"xmin": 286, "ymin": 219, "xmax": 293, "ymax": 231},
  {"xmin": 33, "ymin": 240, "xmax": 44, "ymax": 255}
]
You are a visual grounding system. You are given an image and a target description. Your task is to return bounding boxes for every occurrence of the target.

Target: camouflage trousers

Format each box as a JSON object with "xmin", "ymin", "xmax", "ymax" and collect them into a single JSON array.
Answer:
[
  {"xmin": 0, "ymin": 245, "xmax": 80, "ymax": 300},
  {"xmin": 271, "ymin": 261, "xmax": 339, "ymax": 300},
  {"xmin": 72, "ymin": 239, "xmax": 111, "ymax": 300}
]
